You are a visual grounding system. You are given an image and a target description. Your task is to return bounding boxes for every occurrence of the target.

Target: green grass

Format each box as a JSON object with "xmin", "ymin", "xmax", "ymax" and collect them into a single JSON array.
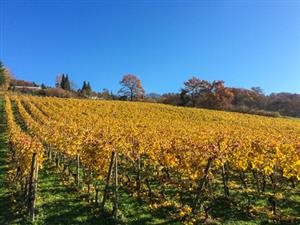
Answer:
[
  {"xmin": 33, "ymin": 162, "xmax": 180, "ymax": 225},
  {"xmin": 34, "ymin": 164, "xmax": 98, "ymax": 225}
]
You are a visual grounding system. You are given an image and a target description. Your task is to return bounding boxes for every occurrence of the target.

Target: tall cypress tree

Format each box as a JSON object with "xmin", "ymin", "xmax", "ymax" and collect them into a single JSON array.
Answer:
[
  {"xmin": 86, "ymin": 82, "xmax": 92, "ymax": 94},
  {"xmin": 60, "ymin": 74, "xmax": 66, "ymax": 89},
  {"xmin": 64, "ymin": 74, "xmax": 71, "ymax": 91},
  {"xmin": 81, "ymin": 81, "xmax": 92, "ymax": 96},
  {"xmin": 82, "ymin": 81, "xmax": 87, "ymax": 91},
  {"xmin": 60, "ymin": 74, "xmax": 71, "ymax": 91}
]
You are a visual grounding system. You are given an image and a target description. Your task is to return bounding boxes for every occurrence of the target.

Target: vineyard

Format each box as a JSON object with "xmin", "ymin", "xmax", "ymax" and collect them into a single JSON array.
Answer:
[{"xmin": 2, "ymin": 94, "xmax": 300, "ymax": 224}]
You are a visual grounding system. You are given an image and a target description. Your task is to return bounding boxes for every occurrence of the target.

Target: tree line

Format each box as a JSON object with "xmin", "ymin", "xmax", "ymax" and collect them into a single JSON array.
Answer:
[
  {"xmin": 111, "ymin": 74, "xmax": 300, "ymax": 118},
  {"xmin": 160, "ymin": 77, "xmax": 300, "ymax": 118},
  {"xmin": 1, "ymin": 61, "xmax": 299, "ymax": 118}
]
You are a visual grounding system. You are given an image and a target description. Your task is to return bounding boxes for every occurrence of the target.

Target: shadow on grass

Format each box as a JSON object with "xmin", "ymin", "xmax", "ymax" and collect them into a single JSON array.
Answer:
[
  {"xmin": 278, "ymin": 197, "xmax": 300, "ymax": 217},
  {"xmin": 208, "ymin": 196, "xmax": 253, "ymax": 223}
]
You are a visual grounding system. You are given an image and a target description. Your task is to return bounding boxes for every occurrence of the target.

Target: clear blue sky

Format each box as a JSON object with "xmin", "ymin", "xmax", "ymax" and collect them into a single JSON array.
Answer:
[{"xmin": 1, "ymin": 0, "xmax": 300, "ymax": 94}]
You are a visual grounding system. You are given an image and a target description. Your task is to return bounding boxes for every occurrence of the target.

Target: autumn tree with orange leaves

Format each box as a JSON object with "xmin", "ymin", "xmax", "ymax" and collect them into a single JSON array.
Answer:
[
  {"xmin": 119, "ymin": 74, "xmax": 145, "ymax": 101},
  {"xmin": 181, "ymin": 77, "xmax": 234, "ymax": 109}
]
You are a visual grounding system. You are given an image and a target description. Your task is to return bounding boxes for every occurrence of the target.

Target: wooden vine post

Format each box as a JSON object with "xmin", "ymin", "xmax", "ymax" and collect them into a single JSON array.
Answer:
[
  {"xmin": 136, "ymin": 154, "xmax": 141, "ymax": 192},
  {"xmin": 48, "ymin": 144, "xmax": 52, "ymax": 161},
  {"xmin": 239, "ymin": 171, "xmax": 247, "ymax": 189},
  {"xmin": 101, "ymin": 151, "xmax": 116, "ymax": 212},
  {"xmin": 112, "ymin": 151, "xmax": 118, "ymax": 221},
  {"xmin": 221, "ymin": 162, "xmax": 230, "ymax": 198},
  {"xmin": 28, "ymin": 152, "xmax": 38, "ymax": 221},
  {"xmin": 252, "ymin": 170, "xmax": 260, "ymax": 193},
  {"xmin": 193, "ymin": 157, "xmax": 213, "ymax": 213},
  {"xmin": 55, "ymin": 151, "xmax": 59, "ymax": 167},
  {"xmin": 100, "ymin": 150, "xmax": 119, "ymax": 222},
  {"xmin": 76, "ymin": 154, "xmax": 80, "ymax": 187}
]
